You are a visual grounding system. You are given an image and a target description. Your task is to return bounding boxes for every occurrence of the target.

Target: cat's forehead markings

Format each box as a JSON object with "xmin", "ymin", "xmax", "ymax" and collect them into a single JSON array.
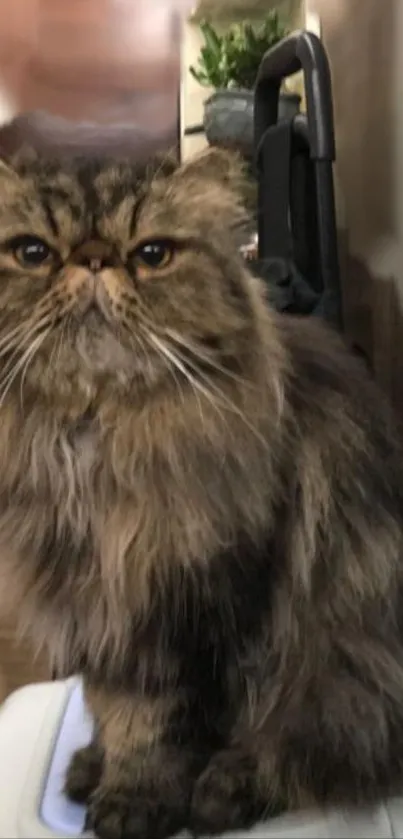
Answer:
[
  {"xmin": 33, "ymin": 171, "xmax": 88, "ymax": 246},
  {"xmin": 93, "ymin": 167, "xmax": 136, "ymax": 203},
  {"xmin": 37, "ymin": 197, "xmax": 84, "ymax": 249},
  {"xmin": 91, "ymin": 168, "xmax": 146, "ymax": 244},
  {"xmin": 97, "ymin": 197, "xmax": 139, "ymax": 246}
]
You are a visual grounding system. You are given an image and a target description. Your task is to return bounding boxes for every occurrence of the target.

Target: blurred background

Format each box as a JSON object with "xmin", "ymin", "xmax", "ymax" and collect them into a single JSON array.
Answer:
[{"xmin": 0, "ymin": 0, "xmax": 193, "ymax": 157}]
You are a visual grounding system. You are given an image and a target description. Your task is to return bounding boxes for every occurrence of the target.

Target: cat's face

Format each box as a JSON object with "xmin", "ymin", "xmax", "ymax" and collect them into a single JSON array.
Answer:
[{"xmin": 0, "ymin": 149, "xmax": 253, "ymax": 413}]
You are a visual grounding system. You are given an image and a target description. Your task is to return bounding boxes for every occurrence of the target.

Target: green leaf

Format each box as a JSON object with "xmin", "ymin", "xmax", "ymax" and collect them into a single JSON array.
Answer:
[
  {"xmin": 189, "ymin": 66, "xmax": 209, "ymax": 86},
  {"xmin": 190, "ymin": 12, "xmax": 289, "ymax": 90},
  {"xmin": 200, "ymin": 20, "xmax": 222, "ymax": 58},
  {"xmin": 243, "ymin": 23, "xmax": 259, "ymax": 53}
]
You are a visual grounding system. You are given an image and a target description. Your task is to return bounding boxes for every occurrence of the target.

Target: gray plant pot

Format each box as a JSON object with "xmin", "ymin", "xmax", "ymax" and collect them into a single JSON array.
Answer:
[{"xmin": 203, "ymin": 88, "xmax": 301, "ymax": 157}]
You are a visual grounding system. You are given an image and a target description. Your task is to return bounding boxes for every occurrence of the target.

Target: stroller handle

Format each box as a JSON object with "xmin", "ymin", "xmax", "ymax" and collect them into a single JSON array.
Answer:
[{"xmin": 255, "ymin": 30, "xmax": 335, "ymax": 162}]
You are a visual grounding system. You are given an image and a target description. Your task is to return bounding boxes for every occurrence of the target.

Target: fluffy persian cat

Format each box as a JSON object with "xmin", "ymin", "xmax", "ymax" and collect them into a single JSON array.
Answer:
[{"xmin": 0, "ymin": 149, "xmax": 402, "ymax": 839}]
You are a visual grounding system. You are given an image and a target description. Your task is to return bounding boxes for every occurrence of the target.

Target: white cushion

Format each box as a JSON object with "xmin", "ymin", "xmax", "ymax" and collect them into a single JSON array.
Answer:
[{"xmin": 0, "ymin": 678, "xmax": 402, "ymax": 838}]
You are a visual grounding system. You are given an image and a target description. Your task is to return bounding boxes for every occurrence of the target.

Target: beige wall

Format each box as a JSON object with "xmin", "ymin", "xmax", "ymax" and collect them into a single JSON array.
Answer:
[
  {"xmin": 181, "ymin": 21, "xmax": 210, "ymax": 160},
  {"xmin": 307, "ymin": 0, "xmax": 403, "ymax": 408}
]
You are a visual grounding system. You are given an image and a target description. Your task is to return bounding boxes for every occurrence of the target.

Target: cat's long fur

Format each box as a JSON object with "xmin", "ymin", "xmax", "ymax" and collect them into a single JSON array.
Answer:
[{"xmin": 1, "ymin": 149, "xmax": 403, "ymax": 837}]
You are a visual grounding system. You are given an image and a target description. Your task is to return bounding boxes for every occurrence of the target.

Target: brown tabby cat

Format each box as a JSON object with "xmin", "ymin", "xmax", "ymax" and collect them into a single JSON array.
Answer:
[{"xmin": 0, "ymin": 147, "xmax": 403, "ymax": 839}]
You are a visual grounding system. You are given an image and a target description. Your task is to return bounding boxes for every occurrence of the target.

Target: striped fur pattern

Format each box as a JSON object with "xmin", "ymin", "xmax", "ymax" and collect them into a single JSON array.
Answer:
[{"xmin": 0, "ymin": 149, "xmax": 402, "ymax": 837}]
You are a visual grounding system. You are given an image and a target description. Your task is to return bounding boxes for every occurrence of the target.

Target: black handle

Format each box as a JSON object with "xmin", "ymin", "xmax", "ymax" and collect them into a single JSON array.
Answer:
[
  {"xmin": 254, "ymin": 30, "xmax": 335, "ymax": 161},
  {"xmin": 184, "ymin": 124, "xmax": 205, "ymax": 136}
]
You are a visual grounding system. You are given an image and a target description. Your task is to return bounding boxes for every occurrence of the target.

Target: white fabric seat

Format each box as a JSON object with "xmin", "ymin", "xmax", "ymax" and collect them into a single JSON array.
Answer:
[{"xmin": 0, "ymin": 677, "xmax": 403, "ymax": 838}]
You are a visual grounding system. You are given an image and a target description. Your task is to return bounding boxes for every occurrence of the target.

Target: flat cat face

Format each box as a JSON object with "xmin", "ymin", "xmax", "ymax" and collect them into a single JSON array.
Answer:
[{"xmin": 0, "ymin": 149, "xmax": 253, "ymax": 414}]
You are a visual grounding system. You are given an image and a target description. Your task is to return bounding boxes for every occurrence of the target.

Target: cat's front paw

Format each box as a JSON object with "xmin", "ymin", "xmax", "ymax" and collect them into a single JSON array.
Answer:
[
  {"xmin": 88, "ymin": 783, "xmax": 187, "ymax": 839},
  {"xmin": 65, "ymin": 742, "xmax": 103, "ymax": 804},
  {"xmin": 189, "ymin": 747, "xmax": 273, "ymax": 836}
]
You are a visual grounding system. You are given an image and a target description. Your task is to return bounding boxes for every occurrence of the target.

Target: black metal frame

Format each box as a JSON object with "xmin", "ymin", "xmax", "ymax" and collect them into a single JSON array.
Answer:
[{"xmin": 254, "ymin": 30, "xmax": 342, "ymax": 330}]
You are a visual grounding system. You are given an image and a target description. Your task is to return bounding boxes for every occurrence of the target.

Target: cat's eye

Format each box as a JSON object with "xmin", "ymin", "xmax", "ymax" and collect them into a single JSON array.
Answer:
[
  {"xmin": 10, "ymin": 235, "xmax": 52, "ymax": 268},
  {"xmin": 133, "ymin": 239, "xmax": 175, "ymax": 276}
]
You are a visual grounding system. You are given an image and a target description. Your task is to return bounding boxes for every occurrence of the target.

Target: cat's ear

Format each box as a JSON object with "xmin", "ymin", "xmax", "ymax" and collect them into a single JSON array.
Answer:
[
  {"xmin": 171, "ymin": 148, "xmax": 249, "ymax": 234},
  {"xmin": 0, "ymin": 145, "xmax": 37, "ymax": 181},
  {"xmin": 177, "ymin": 147, "xmax": 247, "ymax": 190},
  {"xmin": 146, "ymin": 148, "xmax": 179, "ymax": 181},
  {"xmin": 8, "ymin": 145, "xmax": 38, "ymax": 171},
  {"xmin": 0, "ymin": 156, "xmax": 20, "ymax": 183},
  {"xmin": 0, "ymin": 158, "xmax": 13, "ymax": 175}
]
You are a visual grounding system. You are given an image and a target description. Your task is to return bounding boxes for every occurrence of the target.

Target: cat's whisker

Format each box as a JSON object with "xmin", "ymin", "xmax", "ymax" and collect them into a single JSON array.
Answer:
[
  {"xmin": 3, "ymin": 332, "xmax": 49, "ymax": 394},
  {"xmin": 19, "ymin": 330, "xmax": 51, "ymax": 410},
  {"xmin": 118, "ymin": 318, "xmax": 182, "ymax": 397},
  {"xmin": 0, "ymin": 320, "xmax": 45, "ymax": 357},
  {"xmin": 0, "ymin": 303, "xmax": 57, "ymax": 357},
  {"xmin": 162, "ymin": 327, "xmax": 255, "ymax": 389},
  {"xmin": 0, "ymin": 329, "xmax": 50, "ymax": 410},
  {"xmin": 0, "ymin": 297, "xmax": 56, "ymax": 355},
  {"xmin": 147, "ymin": 343, "xmax": 178, "ymax": 396},
  {"xmin": 153, "ymin": 342, "xmax": 210, "ymax": 428},
  {"xmin": 63, "ymin": 309, "xmax": 76, "ymax": 358},
  {"xmin": 158, "ymin": 335, "xmax": 271, "ymax": 455},
  {"xmin": 185, "ymin": 361, "xmax": 270, "ymax": 453},
  {"xmin": 166, "ymin": 359, "xmax": 186, "ymax": 408},
  {"xmin": 43, "ymin": 314, "xmax": 69, "ymax": 387},
  {"xmin": 0, "ymin": 314, "xmax": 55, "ymax": 380},
  {"xmin": 0, "ymin": 323, "xmax": 29, "ymax": 353},
  {"xmin": 142, "ymin": 330, "xmax": 185, "ymax": 407},
  {"xmin": 157, "ymin": 339, "xmax": 198, "ymax": 413},
  {"xmin": 142, "ymin": 329, "xmax": 228, "ymax": 430},
  {"xmin": 118, "ymin": 320, "xmax": 157, "ymax": 385}
]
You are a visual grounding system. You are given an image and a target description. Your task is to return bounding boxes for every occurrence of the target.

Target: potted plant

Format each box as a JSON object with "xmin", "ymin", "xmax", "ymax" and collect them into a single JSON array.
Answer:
[{"xmin": 189, "ymin": 11, "xmax": 301, "ymax": 156}]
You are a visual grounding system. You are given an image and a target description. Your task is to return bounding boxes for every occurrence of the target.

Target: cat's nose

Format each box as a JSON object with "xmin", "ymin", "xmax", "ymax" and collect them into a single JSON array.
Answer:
[
  {"xmin": 72, "ymin": 240, "xmax": 115, "ymax": 272},
  {"xmin": 62, "ymin": 266, "xmax": 103, "ymax": 317}
]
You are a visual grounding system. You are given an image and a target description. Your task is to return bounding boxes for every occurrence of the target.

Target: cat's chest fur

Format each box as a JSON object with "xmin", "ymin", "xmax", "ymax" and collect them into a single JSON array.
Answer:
[{"xmin": 2, "ymin": 409, "xmax": 274, "ymax": 680}]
